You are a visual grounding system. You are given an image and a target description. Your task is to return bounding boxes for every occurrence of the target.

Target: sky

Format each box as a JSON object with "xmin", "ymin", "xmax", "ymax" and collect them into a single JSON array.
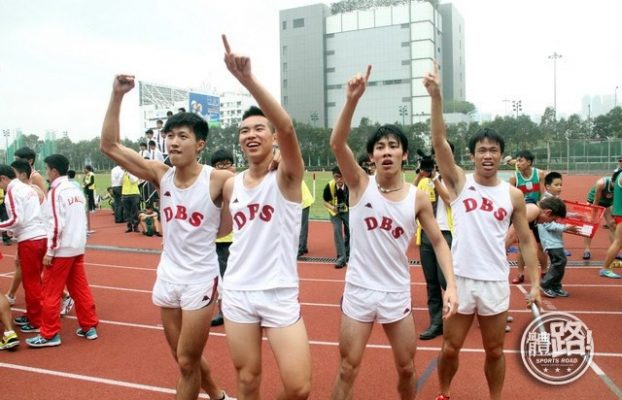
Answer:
[{"xmin": 1, "ymin": 0, "xmax": 621, "ymax": 143}]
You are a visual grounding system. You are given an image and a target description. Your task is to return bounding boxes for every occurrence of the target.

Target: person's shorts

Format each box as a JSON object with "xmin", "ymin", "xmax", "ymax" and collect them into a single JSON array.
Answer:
[
  {"xmin": 455, "ymin": 276, "xmax": 509, "ymax": 316},
  {"xmin": 222, "ymin": 287, "xmax": 300, "ymax": 328},
  {"xmin": 341, "ymin": 283, "xmax": 412, "ymax": 324},
  {"xmin": 152, "ymin": 276, "xmax": 217, "ymax": 311}
]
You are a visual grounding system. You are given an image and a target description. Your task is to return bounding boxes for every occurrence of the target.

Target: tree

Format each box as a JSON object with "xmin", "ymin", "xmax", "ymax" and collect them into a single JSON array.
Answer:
[{"xmin": 443, "ymin": 100, "xmax": 477, "ymax": 115}]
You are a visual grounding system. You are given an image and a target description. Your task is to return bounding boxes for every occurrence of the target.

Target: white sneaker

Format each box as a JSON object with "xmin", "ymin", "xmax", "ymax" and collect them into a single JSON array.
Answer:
[
  {"xmin": 60, "ymin": 296, "xmax": 75, "ymax": 316},
  {"xmin": 5, "ymin": 294, "xmax": 15, "ymax": 306}
]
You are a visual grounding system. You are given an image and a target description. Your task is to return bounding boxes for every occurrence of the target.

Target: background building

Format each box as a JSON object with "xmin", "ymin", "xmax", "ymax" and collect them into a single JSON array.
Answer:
[
  {"xmin": 220, "ymin": 91, "xmax": 256, "ymax": 128},
  {"xmin": 279, "ymin": 0, "xmax": 465, "ymax": 128}
]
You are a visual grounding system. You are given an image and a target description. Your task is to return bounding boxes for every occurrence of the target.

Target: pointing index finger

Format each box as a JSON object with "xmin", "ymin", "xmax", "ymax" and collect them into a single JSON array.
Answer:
[{"xmin": 222, "ymin": 34, "xmax": 231, "ymax": 54}]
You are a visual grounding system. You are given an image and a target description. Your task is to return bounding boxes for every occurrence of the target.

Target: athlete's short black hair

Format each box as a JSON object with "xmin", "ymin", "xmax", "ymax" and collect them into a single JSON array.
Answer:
[
  {"xmin": 544, "ymin": 171, "xmax": 562, "ymax": 186},
  {"xmin": 163, "ymin": 112, "xmax": 209, "ymax": 142},
  {"xmin": 539, "ymin": 196, "xmax": 566, "ymax": 218},
  {"xmin": 365, "ymin": 125, "xmax": 408, "ymax": 156},
  {"xmin": 44, "ymin": 154, "xmax": 69, "ymax": 176},
  {"xmin": 468, "ymin": 128, "xmax": 505, "ymax": 155},
  {"xmin": 0, "ymin": 164, "xmax": 16, "ymax": 180},
  {"xmin": 11, "ymin": 159, "xmax": 31, "ymax": 178}
]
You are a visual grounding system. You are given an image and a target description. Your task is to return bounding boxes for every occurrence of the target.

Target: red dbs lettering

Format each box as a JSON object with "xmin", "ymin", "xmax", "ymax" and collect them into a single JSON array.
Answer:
[
  {"xmin": 233, "ymin": 203, "xmax": 275, "ymax": 230},
  {"xmin": 462, "ymin": 197, "xmax": 507, "ymax": 221},
  {"xmin": 163, "ymin": 205, "xmax": 205, "ymax": 227},
  {"xmin": 364, "ymin": 216, "xmax": 405, "ymax": 239}
]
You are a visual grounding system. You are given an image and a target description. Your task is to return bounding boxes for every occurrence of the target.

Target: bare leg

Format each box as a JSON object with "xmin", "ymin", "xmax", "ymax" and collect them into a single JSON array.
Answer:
[
  {"xmin": 477, "ymin": 312, "xmax": 508, "ymax": 400},
  {"xmin": 383, "ymin": 316, "xmax": 417, "ymax": 400},
  {"xmin": 331, "ymin": 315, "xmax": 374, "ymax": 400},
  {"xmin": 437, "ymin": 313, "xmax": 474, "ymax": 397},
  {"xmin": 267, "ymin": 318, "xmax": 312, "ymax": 400},
  {"xmin": 224, "ymin": 319, "xmax": 263, "ymax": 400},
  {"xmin": 7, "ymin": 260, "xmax": 22, "ymax": 299}
]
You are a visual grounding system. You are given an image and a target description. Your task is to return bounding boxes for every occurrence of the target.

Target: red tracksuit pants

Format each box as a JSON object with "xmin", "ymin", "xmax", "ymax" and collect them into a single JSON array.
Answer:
[
  {"xmin": 40, "ymin": 254, "xmax": 98, "ymax": 339},
  {"xmin": 17, "ymin": 238, "xmax": 47, "ymax": 327}
]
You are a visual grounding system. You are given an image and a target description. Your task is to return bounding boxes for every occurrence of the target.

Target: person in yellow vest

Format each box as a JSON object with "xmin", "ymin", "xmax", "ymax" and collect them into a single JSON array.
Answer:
[
  {"xmin": 414, "ymin": 149, "xmax": 454, "ymax": 340},
  {"xmin": 83, "ymin": 165, "xmax": 96, "ymax": 212},
  {"xmin": 298, "ymin": 180, "xmax": 315, "ymax": 258},
  {"xmin": 323, "ymin": 166, "xmax": 349, "ymax": 268},
  {"xmin": 121, "ymin": 169, "xmax": 141, "ymax": 233}
]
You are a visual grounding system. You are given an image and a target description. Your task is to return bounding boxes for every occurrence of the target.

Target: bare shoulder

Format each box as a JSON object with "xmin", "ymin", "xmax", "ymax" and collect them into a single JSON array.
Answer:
[{"xmin": 210, "ymin": 168, "xmax": 235, "ymax": 187}]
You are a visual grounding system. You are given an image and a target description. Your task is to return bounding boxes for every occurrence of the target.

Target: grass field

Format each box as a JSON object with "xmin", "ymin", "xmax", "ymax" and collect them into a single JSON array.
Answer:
[{"xmin": 91, "ymin": 171, "xmax": 419, "ymax": 220}]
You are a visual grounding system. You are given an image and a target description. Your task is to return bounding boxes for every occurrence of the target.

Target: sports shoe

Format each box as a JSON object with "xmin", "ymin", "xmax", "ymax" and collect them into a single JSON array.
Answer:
[
  {"xmin": 564, "ymin": 249, "xmax": 571, "ymax": 256},
  {"xmin": 505, "ymin": 324, "xmax": 511, "ymax": 333},
  {"xmin": 553, "ymin": 288, "xmax": 569, "ymax": 297},
  {"xmin": 541, "ymin": 287, "xmax": 557, "ymax": 298},
  {"xmin": 19, "ymin": 323, "xmax": 40, "ymax": 333},
  {"xmin": 0, "ymin": 331, "xmax": 19, "ymax": 350},
  {"xmin": 507, "ymin": 315, "xmax": 514, "ymax": 323},
  {"xmin": 506, "ymin": 246, "xmax": 519, "ymax": 254},
  {"xmin": 26, "ymin": 334, "xmax": 61, "ymax": 348},
  {"xmin": 60, "ymin": 296, "xmax": 75, "ymax": 316},
  {"xmin": 216, "ymin": 391, "xmax": 235, "ymax": 400},
  {"xmin": 5, "ymin": 294, "xmax": 16, "ymax": 306},
  {"xmin": 511, "ymin": 274, "xmax": 524, "ymax": 284},
  {"xmin": 435, "ymin": 395, "xmax": 450, "ymax": 400},
  {"xmin": 582, "ymin": 250, "xmax": 591, "ymax": 260},
  {"xmin": 76, "ymin": 327, "xmax": 98, "ymax": 340},
  {"xmin": 13, "ymin": 316, "xmax": 29, "ymax": 326},
  {"xmin": 599, "ymin": 269, "xmax": 622, "ymax": 279}
]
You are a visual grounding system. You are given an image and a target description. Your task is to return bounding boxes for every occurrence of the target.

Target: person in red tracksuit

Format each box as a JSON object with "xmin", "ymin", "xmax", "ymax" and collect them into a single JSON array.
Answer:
[
  {"xmin": 0, "ymin": 164, "xmax": 47, "ymax": 334},
  {"xmin": 26, "ymin": 154, "xmax": 99, "ymax": 348}
]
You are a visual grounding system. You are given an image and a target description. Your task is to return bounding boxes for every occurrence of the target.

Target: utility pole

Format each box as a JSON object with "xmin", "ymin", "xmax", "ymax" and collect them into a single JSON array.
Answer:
[{"xmin": 548, "ymin": 52, "xmax": 563, "ymax": 120}]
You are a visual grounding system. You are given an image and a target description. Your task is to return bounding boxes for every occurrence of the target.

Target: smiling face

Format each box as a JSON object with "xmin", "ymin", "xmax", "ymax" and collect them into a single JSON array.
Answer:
[
  {"xmin": 165, "ymin": 126, "xmax": 205, "ymax": 167},
  {"xmin": 238, "ymin": 115, "xmax": 275, "ymax": 162},
  {"xmin": 471, "ymin": 138, "xmax": 502, "ymax": 179}
]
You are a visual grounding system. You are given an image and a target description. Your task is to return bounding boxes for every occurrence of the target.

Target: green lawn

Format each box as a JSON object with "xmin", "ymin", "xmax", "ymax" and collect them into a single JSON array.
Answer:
[{"xmin": 91, "ymin": 171, "xmax": 419, "ymax": 218}]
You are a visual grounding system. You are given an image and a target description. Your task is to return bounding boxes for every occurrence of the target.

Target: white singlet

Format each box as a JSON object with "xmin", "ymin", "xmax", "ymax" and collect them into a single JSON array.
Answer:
[
  {"xmin": 450, "ymin": 174, "xmax": 513, "ymax": 281},
  {"xmin": 157, "ymin": 165, "xmax": 220, "ymax": 284},
  {"xmin": 223, "ymin": 170, "xmax": 301, "ymax": 290},
  {"xmin": 346, "ymin": 176, "xmax": 417, "ymax": 292}
]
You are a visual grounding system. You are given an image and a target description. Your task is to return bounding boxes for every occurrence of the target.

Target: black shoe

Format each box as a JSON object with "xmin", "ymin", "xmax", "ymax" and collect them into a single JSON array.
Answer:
[
  {"xmin": 125, "ymin": 228, "xmax": 133, "ymax": 233},
  {"xmin": 211, "ymin": 314, "xmax": 224, "ymax": 327},
  {"xmin": 335, "ymin": 263, "xmax": 346, "ymax": 269},
  {"xmin": 419, "ymin": 326, "xmax": 443, "ymax": 340},
  {"xmin": 133, "ymin": 227, "xmax": 140, "ymax": 232}
]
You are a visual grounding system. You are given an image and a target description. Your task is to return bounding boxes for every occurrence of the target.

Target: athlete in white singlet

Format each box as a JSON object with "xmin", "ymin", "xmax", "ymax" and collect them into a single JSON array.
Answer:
[
  {"xmin": 220, "ymin": 35, "xmax": 311, "ymax": 399},
  {"xmin": 329, "ymin": 66, "xmax": 458, "ymax": 400},
  {"xmin": 101, "ymin": 75, "xmax": 233, "ymax": 400},
  {"xmin": 425, "ymin": 63, "xmax": 542, "ymax": 400}
]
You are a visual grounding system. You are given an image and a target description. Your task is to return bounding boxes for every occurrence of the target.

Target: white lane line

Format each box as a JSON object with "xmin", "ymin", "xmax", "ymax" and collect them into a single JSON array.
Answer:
[
  {"xmin": 0, "ymin": 362, "xmax": 210, "ymax": 399},
  {"xmin": 590, "ymin": 361, "xmax": 622, "ymax": 397}
]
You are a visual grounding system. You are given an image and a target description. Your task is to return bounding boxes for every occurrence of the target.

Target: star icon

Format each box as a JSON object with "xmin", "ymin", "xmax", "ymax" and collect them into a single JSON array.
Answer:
[
  {"xmin": 543, "ymin": 368, "xmax": 549, "ymax": 373},
  {"xmin": 567, "ymin": 368, "xmax": 572, "ymax": 372},
  {"xmin": 555, "ymin": 368, "xmax": 561, "ymax": 373}
]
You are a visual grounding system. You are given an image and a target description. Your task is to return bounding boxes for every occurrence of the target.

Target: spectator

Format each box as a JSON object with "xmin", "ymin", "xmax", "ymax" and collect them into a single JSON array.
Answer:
[
  {"xmin": 323, "ymin": 166, "xmax": 350, "ymax": 268},
  {"xmin": 82, "ymin": 165, "xmax": 96, "ymax": 212}
]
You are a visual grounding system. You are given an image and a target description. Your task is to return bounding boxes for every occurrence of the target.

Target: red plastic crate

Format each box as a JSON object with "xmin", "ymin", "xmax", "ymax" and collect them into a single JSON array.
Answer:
[{"xmin": 559, "ymin": 200, "xmax": 605, "ymax": 238}]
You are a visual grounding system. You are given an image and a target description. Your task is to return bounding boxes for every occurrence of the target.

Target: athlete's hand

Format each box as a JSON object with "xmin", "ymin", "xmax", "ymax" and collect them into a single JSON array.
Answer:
[
  {"xmin": 346, "ymin": 65, "xmax": 372, "ymax": 102},
  {"xmin": 113, "ymin": 74, "xmax": 135, "ymax": 95},
  {"xmin": 42, "ymin": 255, "xmax": 53, "ymax": 266},
  {"xmin": 423, "ymin": 60, "xmax": 441, "ymax": 99},
  {"xmin": 442, "ymin": 284, "xmax": 459, "ymax": 319},
  {"xmin": 268, "ymin": 147, "xmax": 281, "ymax": 171},
  {"xmin": 527, "ymin": 287, "xmax": 542, "ymax": 308},
  {"xmin": 222, "ymin": 34, "xmax": 252, "ymax": 83}
]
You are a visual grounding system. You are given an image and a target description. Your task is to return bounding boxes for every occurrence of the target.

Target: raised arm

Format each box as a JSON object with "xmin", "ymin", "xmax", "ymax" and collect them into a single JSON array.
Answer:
[
  {"xmin": 100, "ymin": 74, "xmax": 167, "ymax": 186},
  {"xmin": 222, "ymin": 35, "xmax": 303, "ymax": 188},
  {"xmin": 329, "ymin": 66, "xmax": 372, "ymax": 195},
  {"xmin": 424, "ymin": 62, "xmax": 464, "ymax": 198}
]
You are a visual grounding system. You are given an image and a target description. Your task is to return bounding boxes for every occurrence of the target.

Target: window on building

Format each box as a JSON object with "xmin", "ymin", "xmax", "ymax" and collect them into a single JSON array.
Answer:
[
  {"xmin": 327, "ymin": 102, "xmax": 336, "ymax": 107},
  {"xmin": 283, "ymin": 96, "xmax": 288, "ymax": 106},
  {"xmin": 401, "ymin": 60, "xmax": 410, "ymax": 65},
  {"xmin": 401, "ymin": 42, "xmax": 409, "ymax": 47},
  {"xmin": 326, "ymin": 50, "xmax": 335, "ymax": 55},
  {"xmin": 326, "ymin": 67, "xmax": 335, "ymax": 73},
  {"xmin": 283, "ymin": 62, "xmax": 287, "ymax": 73},
  {"xmin": 282, "ymin": 21, "xmax": 287, "ymax": 30},
  {"xmin": 293, "ymin": 18, "xmax": 305, "ymax": 28},
  {"xmin": 282, "ymin": 45, "xmax": 287, "ymax": 56},
  {"xmin": 283, "ymin": 79, "xmax": 288, "ymax": 89}
]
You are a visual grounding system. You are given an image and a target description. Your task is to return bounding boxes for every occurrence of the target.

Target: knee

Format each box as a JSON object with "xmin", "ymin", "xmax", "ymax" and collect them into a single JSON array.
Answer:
[
  {"xmin": 283, "ymin": 380, "xmax": 311, "ymax": 400},
  {"xmin": 337, "ymin": 358, "xmax": 361, "ymax": 383},
  {"xmin": 238, "ymin": 369, "xmax": 262, "ymax": 394},
  {"xmin": 484, "ymin": 345, "xmax": 504, "ymax": 361},
  {"xmin": 395, "ymin": 360, "xmax": 416, "ymax": 380},
  {"xmin": 176, "ymin": 353, "xmax": 200, "ymax": 376},
  {"xmin": 440, "ymin": 340, "xmax": 461, "ymax": 360}
]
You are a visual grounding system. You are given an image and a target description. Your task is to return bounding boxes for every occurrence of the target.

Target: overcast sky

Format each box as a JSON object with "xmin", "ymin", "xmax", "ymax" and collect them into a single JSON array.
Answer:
[{"xmin": 1, "ymin": 0, "xmax": 621, "ymax": 142}]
